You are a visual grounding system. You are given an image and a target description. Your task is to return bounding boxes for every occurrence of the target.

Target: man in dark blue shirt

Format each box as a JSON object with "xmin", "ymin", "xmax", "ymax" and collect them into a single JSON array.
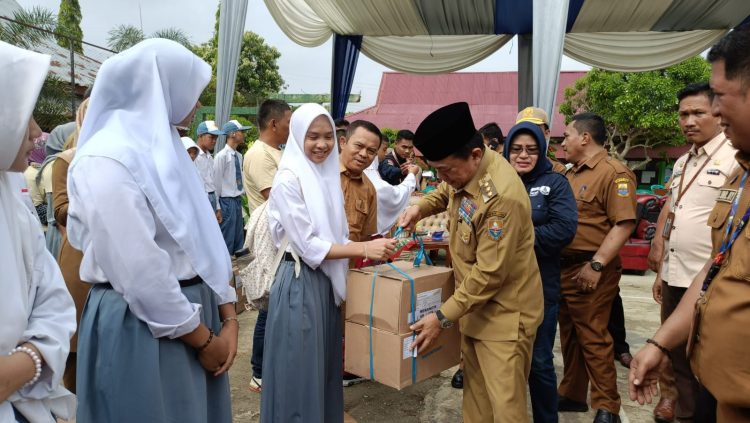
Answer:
[{"xmin": 379, "ymin": 129, "xmax": 414, "ymax": 185}]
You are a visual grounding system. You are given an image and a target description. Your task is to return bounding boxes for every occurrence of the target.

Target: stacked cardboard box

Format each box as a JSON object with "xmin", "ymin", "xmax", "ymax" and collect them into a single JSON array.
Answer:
[{"xmin": 345, "ymin": 261, "xmax": 460, "ymax": 390}]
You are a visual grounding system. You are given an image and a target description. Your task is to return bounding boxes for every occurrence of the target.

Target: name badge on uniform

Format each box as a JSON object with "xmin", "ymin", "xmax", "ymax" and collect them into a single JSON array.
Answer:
[
  {"xmin": 717, "ymin": 188, "xmax": 738, "ymax": 203},
  {"xmin": 706, "ymin": 169, "xmax": 721, "ymax": 176},
  {"xmin": 663, "ymin": 212, "xmax": 675, "ymax": 240}
]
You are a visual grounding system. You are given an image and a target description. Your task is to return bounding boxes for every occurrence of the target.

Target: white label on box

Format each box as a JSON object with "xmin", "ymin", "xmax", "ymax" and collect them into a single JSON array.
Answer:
[
  {"xmin": 403, "ymin": 336, "xmax": 418, "ymax": 359},
  {"xmin": 409, "ymin": 288, "xmax": 442, "ymax": 324}
]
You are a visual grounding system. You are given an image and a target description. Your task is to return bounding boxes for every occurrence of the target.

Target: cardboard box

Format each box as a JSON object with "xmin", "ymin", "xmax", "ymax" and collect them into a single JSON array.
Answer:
[
  {"xmin": 344, "ymin": 320, "xmax": 460, "ymax": 390},
  {"xmin": 346, "ymin": 262, "xmax": 455, "ymax": 334}
]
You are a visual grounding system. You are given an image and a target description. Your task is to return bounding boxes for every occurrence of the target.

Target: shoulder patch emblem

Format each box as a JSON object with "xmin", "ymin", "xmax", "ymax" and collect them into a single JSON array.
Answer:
[
  {"xmin": 479, "ymin": 174, "xmax": 497, "ymax": 203},
  {"xmin": 487, "ymin": 217, "xmax": 504, "ymax": 241},
  {"xmin": 617, "ymin": 183, "xmax": 630, "ymax": 197}
]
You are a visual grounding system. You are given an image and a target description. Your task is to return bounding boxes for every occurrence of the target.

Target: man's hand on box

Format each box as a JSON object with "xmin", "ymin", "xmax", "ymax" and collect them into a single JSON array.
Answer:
[{"xmin": 410, "ymin": 312, "xmax": 441, "ymax": 352}]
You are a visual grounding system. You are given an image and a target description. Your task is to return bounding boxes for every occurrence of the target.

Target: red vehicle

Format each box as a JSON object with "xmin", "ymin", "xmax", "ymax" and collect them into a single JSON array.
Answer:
[{"xmin": 618, "ymin": 194, "xmax": 666, "ymax": 274}]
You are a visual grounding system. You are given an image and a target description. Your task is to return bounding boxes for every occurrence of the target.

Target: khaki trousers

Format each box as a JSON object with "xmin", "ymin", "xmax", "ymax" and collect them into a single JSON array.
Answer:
[
  {"xmin": 558, "ymin": 259, "xmax": 621, "ymax": 413},
  {"xmin": 462, "ymin": 328, "xmax": 534, "ymax": 423}
]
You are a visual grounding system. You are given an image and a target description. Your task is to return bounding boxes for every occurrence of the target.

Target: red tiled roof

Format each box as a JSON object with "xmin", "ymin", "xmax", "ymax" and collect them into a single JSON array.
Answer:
[{"xmin": 347, "ymin": 71, "xmax": 586, "ymax": 138}]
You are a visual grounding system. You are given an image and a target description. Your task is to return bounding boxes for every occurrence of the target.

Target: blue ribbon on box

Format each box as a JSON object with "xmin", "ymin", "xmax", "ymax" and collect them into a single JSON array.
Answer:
[{"xmin": 367, "ymin": 263, "xmax": 421, "ymax": 385}]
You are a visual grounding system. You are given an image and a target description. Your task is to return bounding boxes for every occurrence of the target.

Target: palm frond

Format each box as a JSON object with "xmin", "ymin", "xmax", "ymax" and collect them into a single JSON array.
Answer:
[
  {"xmin": 106, "ymin": 24, "xmax": 145, "ymax": 52},
  {"xmin": 151, "ymin": 27, "xmax": 192, "ymax": 49},
  {"xmin": 0, "ymin": 6, "xmax": 57, "ymax": 49}
]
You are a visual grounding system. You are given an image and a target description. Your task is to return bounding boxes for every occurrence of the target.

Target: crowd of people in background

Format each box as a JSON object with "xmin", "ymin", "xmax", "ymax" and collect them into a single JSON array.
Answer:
[{"xmin": 5, "ymin": 25, "xmax": 750, "ymax": 423}]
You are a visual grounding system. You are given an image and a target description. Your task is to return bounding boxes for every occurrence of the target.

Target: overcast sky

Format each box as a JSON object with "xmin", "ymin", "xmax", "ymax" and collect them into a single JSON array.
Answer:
[{"xmin": 17, "ymin": 0, "xmax": 590, "ymax": 111}]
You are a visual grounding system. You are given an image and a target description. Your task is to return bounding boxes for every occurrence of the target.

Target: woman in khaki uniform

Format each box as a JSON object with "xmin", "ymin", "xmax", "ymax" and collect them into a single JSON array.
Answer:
[{"xmin": 51, "ymin": 98, "xmax": 89, "ymax": 392}]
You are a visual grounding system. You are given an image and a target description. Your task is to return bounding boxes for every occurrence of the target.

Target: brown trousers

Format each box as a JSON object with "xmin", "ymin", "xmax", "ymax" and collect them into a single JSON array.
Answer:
[
  {"xmin": 659, "ymin": 281, "xmax": 699, "ymax": 422},
  {"xmin": 462, "ymin": 329, "xmax": 535, "ymax": 423},
  {"xmin": 558, "ymin": 259, "xmax": 621, "ymax": 413}
]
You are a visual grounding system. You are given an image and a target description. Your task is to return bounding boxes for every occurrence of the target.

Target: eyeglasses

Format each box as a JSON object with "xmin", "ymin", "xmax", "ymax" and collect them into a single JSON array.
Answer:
[{"xmin": 509, "ymin": 145, "xmax": 540, "ymax": 156}]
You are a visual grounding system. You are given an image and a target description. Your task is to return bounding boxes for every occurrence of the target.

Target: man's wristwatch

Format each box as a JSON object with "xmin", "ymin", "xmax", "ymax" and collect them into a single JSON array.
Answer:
[
  {"xmin": 589, "ymin": 260, "xmax": 604, "ymax": 272},
  {"xmin": 435, "ymin": 310, "xmax": 453, "ymax": 329}
]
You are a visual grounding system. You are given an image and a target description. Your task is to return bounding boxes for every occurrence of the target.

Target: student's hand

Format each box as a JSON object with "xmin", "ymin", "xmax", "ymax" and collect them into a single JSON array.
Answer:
[
  {"xmin": 409, "ymin": 313, "xmax": 441, "ymax": 353},
  {"xmin": 652, "ymin": 275, "xmax": 663, "ymax": 304},
  {"xmin": 575, "ymin": 262, "xmax": 602, "ymax": 293},
  {"xmin": 0, "ymin": 343, "xmax": 41, "ymax": 402},
  {"xmin": 400, "ymin": 162, "xmax": 411, "ymax": 175},
  {"xmin": 398, "ymin": 205, "xmax": 421, "ymax": 230},
  {"xmin": 198, "ymin": 333, "xmax": 230, "ymax": 374},
  {"xmin": 407, "ymin": 164, "xmax": 421, "ymax": 175},
  {"xmin": 364, "ymin": 238, "xmax": 397, "ymax": 261},
  {"xmin": 216, "ymin": 209, "xmax": 223, "ymax": 224},
  {"xmin": 214, "ymin": 319, "xmax": 238, "ymax": 376}
]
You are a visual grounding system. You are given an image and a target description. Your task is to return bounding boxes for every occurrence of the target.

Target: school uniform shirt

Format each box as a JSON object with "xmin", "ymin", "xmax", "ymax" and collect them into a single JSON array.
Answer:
[
  {"xmin": 67, "ymin": 157, "xmax": 236, "ymax": 339},
  {"xmin": 340, "ymin": 164, "xmax": 378, "ymax": 243},
  {"xmin": 662, "ymin": 133, "xmax": 737, "ymax": 288},
  {"xmin": 195, "ymin": 146, "xmax": 216, "ymax": 194},
  {"xmin": 214, "ymin": 144, "xmax": 244, "ymax": 199},
  {"xmin": 243, "ymin": 139, "xmax": 281, "ymax": 211}
]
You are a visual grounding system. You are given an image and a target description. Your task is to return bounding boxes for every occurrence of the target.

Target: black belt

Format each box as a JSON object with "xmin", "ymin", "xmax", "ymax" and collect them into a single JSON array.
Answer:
[
  {"xmin": 208, "ymin": 191, "xmax": 215, "ymax": 195},
  {"xmin": 560, "ymin": 251, "xmax": 595, "ymax": 268},
  {"xmin": 100, "ymin": 275, "xmax": 203, "ymax": 289},
  {"xmin": 283, "ymin": 252, "xmax": 296, "ymax": 262}
]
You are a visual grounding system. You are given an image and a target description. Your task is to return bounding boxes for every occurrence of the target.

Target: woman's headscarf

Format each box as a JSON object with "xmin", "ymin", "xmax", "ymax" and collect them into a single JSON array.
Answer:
[
  {"xmin": 68, "ymin": 39, "xmax": 234, "ymax": 303},
  {"xmin": 274, "ymin": 103, "xmax": 349, "ymax": 304},
  {"xmin": 29, "ymin": 133, "xmax": 47, "ymax": 165},
  {"xmin": 503, "ymin": 121, "xmax": 552, "ymax": 182}
]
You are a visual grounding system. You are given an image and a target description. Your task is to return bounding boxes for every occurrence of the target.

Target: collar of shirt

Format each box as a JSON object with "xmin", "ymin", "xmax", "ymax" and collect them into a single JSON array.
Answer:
[
  {"xmin": 455, "ymin": 150, "xmax": 493, "ymax": 197},
  {"xmin": 573, "ymin": 149, "xmax": 608, "ymax": 172},
  {"xmin": 198, "ymin": 147, "xmax": 211, "ymax": 159},
  {"xmin": 689, "ymin": 132, "xmax": 727, "ymax": 158},
  {"xmin": 340, "ymin": 162, "xmax": 364, "ymax": 180}
]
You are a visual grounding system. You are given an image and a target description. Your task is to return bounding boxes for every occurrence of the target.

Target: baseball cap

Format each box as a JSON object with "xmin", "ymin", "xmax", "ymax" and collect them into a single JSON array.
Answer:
[
  {"xmin": 516, "ymin": 107, "xmax": 549, "ymax": 126},
  {"xmin": 196, "ymin": 120, "xmax": 224, "ymax": 136},
  {"xmin": 222, "ymin": 119, "xmax": 253, "ymax": 134}
]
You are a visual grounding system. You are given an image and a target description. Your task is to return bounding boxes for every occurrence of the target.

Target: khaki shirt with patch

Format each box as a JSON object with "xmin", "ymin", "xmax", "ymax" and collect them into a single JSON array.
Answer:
[
  {"xmin": 692, "ymin": 152, "xmax": 750, "ymax": 406},
  {"xmin": 564, "ymin": 149, "xmax": 637, "ymax": 253},
  {"xmin": 242, "ymin": 140, "xmax": 282, "ymax": 211},
  {"xmin": 417, "ymin": 150, "xmax": 543, "ymax": 341},
  {"xmin": 663, "ymin": 134, "xmax": 738, "ymax": 288},
  {"xmin": 340, "ymin": 164, "xmax": 378, "ymax": 243}
]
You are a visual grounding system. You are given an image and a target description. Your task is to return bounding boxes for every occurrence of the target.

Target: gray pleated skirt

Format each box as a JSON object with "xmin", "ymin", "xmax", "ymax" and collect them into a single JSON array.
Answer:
[
  {"xmin": 260, "ymin": 260, "xmax": 343, "ymax": 423},
  {"xmin": 76, "ymin": 282, "xmax": 232, "ymax": 423}
]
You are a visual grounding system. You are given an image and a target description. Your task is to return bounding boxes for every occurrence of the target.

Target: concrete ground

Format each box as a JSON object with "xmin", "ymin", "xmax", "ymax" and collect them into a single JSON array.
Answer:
[{"xmin": 229, "ymin": 271, "xmax": 663, "ymax": 422}]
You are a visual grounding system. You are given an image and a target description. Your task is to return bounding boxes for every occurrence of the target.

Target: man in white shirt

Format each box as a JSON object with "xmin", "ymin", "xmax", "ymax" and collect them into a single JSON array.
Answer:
[
  {"xmin": 215, "ymin": 119, "xmax": 251, "ymax": 256},
  {"xmin": 194, "ymin": 120, "xmax": 223, "ymax": 223}
]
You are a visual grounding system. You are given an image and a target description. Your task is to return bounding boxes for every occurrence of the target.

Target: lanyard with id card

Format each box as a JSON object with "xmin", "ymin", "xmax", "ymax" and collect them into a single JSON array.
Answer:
[
  {"xmin": 687, "ymin": 169, "xmax": 749, "ymax": 359},
  {"xmin": 664, "ymin": 139, "xmax": 727, "ymax": 240}
]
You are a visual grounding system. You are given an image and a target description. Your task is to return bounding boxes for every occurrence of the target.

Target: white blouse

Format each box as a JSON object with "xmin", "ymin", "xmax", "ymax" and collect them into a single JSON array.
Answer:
[
  {"xmin": 1, "ymin": 173, "xmax": 76, "ymax": 422},
  {"xmin": 67, "ymin": 157, "xmax": 236, "ymax": 339},
  {"xmin": 267, "ymin": 169, "xmax": 333, "ymax": 270}
]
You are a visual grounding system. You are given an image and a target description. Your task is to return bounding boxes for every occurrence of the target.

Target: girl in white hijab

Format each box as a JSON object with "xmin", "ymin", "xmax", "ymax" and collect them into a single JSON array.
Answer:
[
  {"xmin": 261, "ymin": 104, "xmax": 396, "ymax": 423},
  {"xmin": 66, "ymin": 39, "xmax": 236, "ymax": 423},
  {"xmin": 0, "ymin": 41, "xmax": 76, "ymax": 423}
]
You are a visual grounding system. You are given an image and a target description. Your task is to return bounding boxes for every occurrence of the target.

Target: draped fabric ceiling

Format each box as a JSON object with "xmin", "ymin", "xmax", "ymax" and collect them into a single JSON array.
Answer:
[
  {"xmin": 266, "ymin": 0, "xmax": 750, "ymax": 72},
  {"xmin": 264, "ymin": 0, "xmax": 750, "ymax": 119}
]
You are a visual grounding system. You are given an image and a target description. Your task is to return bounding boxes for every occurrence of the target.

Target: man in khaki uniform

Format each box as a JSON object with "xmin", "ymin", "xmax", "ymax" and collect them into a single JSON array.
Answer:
[
  {"xmin": 339, "ymin": 120, "xmax": 380, "ymax": 245},
  {"xmin": 646, "ymin": 82, "xmax": 737, "ymax": 423},
  {"xmin": 629, "ymin": 27, "xmax": 750, "ymax": 422},
  {"xmin": 557, "ymin": 112, "xmax": 636, "ymax": 423},
  {"xmin": 401, "ymin": 102, "xmax": 543, "ymax": 423}
]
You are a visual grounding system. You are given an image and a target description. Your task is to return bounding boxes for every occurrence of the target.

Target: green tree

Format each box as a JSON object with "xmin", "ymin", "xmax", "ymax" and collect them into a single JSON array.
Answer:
[
  {"xmin": 194, "ymin": 4, "xmax": 285, "ymax": 107},
  {"xmin": 106, "ymin": 24, "xmax": 191, "ymax": 52},
  {"xmin": 560, "ymin": 56, "xmax": 711, "ymax": 169},
  {"xmin": 0, "ymin": 6, "xmax": 56, "ymax": 49},
  {"xmin": 56, "ymin": 0, "xmax": 83, "ymax": 53}
]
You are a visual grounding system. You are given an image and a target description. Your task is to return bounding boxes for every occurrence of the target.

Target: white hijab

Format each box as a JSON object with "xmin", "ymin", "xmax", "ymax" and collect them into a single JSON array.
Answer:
[
  {"xmin": 0, "ymin": 41, "xmax": 76, "ymax": 422},
  {"xmin": 364, "ymin": 157, "xmax": 417, "ymax": 234},
  {"xmin": 69, "ymin": 39, "xmax": 234, "ymax": 302},
  {"xmin": 0, "ymin": 40, "xmax": 49, "ymax": 360},
  {"xmin": 275, "ymin": 103, "xmax": 349, "ymax": 304}
]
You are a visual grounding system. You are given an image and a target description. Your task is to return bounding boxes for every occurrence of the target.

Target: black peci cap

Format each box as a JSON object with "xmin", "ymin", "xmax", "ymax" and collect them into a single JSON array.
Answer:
[{"xmin": 414, "ymin": 102, "xmax": 477, "ymax": 161}]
